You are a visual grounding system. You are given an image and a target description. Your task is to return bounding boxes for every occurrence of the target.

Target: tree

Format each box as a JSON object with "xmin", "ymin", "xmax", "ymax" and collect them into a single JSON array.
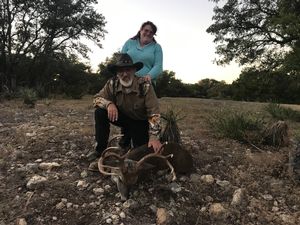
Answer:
[
  {"xmin": 0, "ymin": 0, "xmax": 106, "ymax": 91},
  {"xmin": 207, "ymin": 0, "xmax": 300, "ymax": 71}
]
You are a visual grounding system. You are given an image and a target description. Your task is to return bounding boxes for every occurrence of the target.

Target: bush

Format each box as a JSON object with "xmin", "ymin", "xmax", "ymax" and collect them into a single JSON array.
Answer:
[
  {"xmin": 208, "ymin": 109, "xmax": 265, "ymax": 143},
  {"xmin": 19, "ymin": 87, "xmax": 38, "ymax": 108},
  {"xmin": 264, "ymin": 103, "xmax": 300, "ymax": 122}
]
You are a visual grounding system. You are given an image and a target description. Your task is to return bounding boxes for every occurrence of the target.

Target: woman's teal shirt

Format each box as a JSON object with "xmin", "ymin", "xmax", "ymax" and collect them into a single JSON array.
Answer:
[{"xmin": 121, "ymin": 39, "xmax": 163, "ymax": 82}]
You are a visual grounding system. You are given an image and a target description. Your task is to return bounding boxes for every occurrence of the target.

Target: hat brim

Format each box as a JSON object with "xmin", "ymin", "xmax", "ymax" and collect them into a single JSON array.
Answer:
[{"xmin": 108, "ymin": 62, "xmax": 143, "ymax": 74}]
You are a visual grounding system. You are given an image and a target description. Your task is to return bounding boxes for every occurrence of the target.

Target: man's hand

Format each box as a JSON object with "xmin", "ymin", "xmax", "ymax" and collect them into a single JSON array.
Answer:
[
  {"xmin": 107, "ymin": 103, "xmax": 118, "ymax": 122},
  {"xmin": 148, "ymin": 139, "xmax": 162, "ymax": 153}
]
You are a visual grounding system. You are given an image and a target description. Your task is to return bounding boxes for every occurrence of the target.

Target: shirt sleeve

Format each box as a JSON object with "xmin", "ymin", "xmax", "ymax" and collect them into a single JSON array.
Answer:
[
  {"xmin": 121, "ymin": 40, "xmax": 129, "ymax": 53},
  {"xmin": 93, "ymin": 80, "xmax": 114, "ymax": 108},
  {"xmin": 144, "ymin": 84, "xmax": 161, "ymax": 140},
  {"xmin": 148, "ymin": 43, "xmax": 163, "ymax": 79}
]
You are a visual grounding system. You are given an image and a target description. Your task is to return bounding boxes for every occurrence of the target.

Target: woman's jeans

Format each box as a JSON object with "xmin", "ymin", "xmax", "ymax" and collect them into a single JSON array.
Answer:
[{"xmin": 94, "ymin": 107, "xmax": 149, "ymax": 153}]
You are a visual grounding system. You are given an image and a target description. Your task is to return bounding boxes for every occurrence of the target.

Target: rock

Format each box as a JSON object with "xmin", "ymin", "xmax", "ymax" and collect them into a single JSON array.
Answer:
[
  {"xmin": 209, "ymin": 203, "xmax": 226, "ymax": 219},
  {"xmin": 77, "ymin": 180, "xmax": 89, "ymax": 189},
  {"xmin": 190, "ymin": 173, "xmax": 202, "ymax": 183},
  {"xmin": 26, "ymin": 175, "xmax": 47, "ymax": 189},
  {"xmin": 231, "ymin": 188, "xmax": 245, "ymax": 206},
  {"xmin": 168, "ymin": 182, "xmax": 182, "ymax": 193},
  {"xmin": 156, "ymin": 208, "xmax": 172, "ymax": 225},
  {"xmin": 216, "ymin": 179, "xmax": 231, "ymax": 187},
  {"xmin": 39, "ymin": 162, "xmax": 61, "ymax": 170},
  {"xmin": 56, "ymin": 202, "xmax": 65, "ymax": 209},
  {"xmin": 200, "ymin": 175, "xmax": 214, "ymax": 184},
  {"xmin": 261, "ymin": 194, "xmax": 273, "ymax": 201},
  {"xmin": 119, "ymin": 212, "xmax": 126, "ymax": 219},
  {"xmin": 80, "ymin": 170, "xmax": 88, "ymax": 178},
  {"xmin": 93, "ymin": 187, "xmax": 105, "ymax": 195},
  {"xmin": 16, "ymin": 218, "xmax": 27, "ymax": 225},
  {"xmin": 123, "ymin": 199, "xmax": 138, "ymax": 209},
  {"xmin": 279, "ymin": 214, "xmax": 295, "ymax": 224}
]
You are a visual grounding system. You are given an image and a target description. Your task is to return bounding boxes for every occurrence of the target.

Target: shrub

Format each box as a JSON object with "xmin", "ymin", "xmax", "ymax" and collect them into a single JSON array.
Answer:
[
  {"xmin": 208, "ymin": 109, "xmax": 265, "ymax": 143},
  {"xmin": 265, "ymin": 103, "xmax": 300, "ymax": 122},
  {"xmin": 19, "ymin": 87, "xmax": 38, "ymax": 108}
]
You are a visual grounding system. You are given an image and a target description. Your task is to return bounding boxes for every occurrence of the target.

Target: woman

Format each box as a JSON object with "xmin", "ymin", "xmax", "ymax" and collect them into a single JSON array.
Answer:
[{"xmin": 121, "ymin": 21, "xmax": 163, "ymax": 84}]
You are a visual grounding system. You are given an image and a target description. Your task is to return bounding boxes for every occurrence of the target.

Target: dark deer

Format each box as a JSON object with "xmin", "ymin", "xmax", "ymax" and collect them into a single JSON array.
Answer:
[{"xmin": 98, "ymin": 138, "xmax": 193, "ymax": 201}]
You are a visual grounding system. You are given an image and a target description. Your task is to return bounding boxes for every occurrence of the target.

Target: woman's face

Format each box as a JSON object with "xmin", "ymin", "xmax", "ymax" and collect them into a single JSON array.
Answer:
[{"xmin": 139, "ymin": 24, "xmax": 154, "ymax": 45}]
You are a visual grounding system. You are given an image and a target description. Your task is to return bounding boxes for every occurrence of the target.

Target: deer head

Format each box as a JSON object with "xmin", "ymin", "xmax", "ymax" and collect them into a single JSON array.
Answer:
[{"xmin": 98, "ymin": 143, "xmax": 177, "ymax": 201}]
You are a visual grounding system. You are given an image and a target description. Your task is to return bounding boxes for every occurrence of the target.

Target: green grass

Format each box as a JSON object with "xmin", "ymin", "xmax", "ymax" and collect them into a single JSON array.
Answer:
[
  {"xmin": 264, "ymin": 103, "xmax": 300, "ymax": 122},
  {"xmin": 208, "ymin": 109, "xmax": 265, "ymax": 143}
]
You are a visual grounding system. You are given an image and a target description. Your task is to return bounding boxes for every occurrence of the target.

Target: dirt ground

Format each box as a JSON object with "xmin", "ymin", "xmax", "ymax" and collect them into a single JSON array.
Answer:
[{"xmin": 0, "ymin": 96, "xmax": 300, "ymax": 225}]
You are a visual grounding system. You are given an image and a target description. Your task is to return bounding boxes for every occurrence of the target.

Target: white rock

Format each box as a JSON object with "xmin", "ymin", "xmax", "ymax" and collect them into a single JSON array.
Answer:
[
  {"xmin": 55, "ymin": 202, "xmax": 65, "ymax": 209},
  {"xmin": 119, "ymin": 212, "xmax": 126, "ymax": 219},
  {"xmin": 26, "ymin": 175, "xmax": 47, "ymax": 189},
  {"xmin": 231, "ymin": 188, "xmax": 244, "ymax": 206},
  {"xmin": 216, "ymin": 179, "xmax": 231, "ymax": 187},
  {"xmin": 200, "ymin": 175, "xmax": 214, "ymax": 184},
  {"xmin": 16, "ymin": 218, "xmax": 27, "ymax": 225},
  {"xmin": 261, "ymin": 194, "xmax": 273, "ymax": 201},
  {"xmin": 39, "ymin": 162, "xmax": 61, "ymax": 170},
  {"xmin": 93, "ymin": 187, "xmax": 105, "ymax": 195},
  {"xmin": 209, "ymin": 203, "xmax": 226, "ymax": 218},
  {"xmin": 77, "ymin": 180, "xmax": 89, "ymax": 189},
  {"xmin": 106, "ymin": 218, "xmax": 112, "ymax": 224}
]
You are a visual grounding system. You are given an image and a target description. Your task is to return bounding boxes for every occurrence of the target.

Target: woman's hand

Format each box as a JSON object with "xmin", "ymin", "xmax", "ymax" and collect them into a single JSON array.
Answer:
[{"xmin": 107, "ymin": 103, "xmax": 118, "ymax": 122}]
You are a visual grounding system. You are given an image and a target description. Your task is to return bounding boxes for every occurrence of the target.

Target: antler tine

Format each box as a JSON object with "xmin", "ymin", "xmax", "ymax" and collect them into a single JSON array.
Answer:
[
  {"xmin": 98, "ymin": 156, "xmax": 119, "ymax": 176},
  {"xmin": 101, "ymin": 146, "xmax": 123, "ymax": 157},
  {"xmin": 157, "ymin": 141, "xmax": 168, "ymax": 154},
  {"xmin": 137, "ymin": 153, "xmax": 177, "ymax": 181},
  {"xmin": 108, "ymin": 134, "xmax": 124, "ymax": 147},
  {"xmin": 98, "ymin": 147, "xmax": 125, "ymax": 176}
]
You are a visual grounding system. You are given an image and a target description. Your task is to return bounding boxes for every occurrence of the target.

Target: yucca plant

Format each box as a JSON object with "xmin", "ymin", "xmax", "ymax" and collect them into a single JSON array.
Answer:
[
  {"xmin": 160, "ymin": 108, "xmax": 184, "ymax": 144},
  {"xmin": 19, "ymin": 87, "xmax": 38, "ymax": 108}
]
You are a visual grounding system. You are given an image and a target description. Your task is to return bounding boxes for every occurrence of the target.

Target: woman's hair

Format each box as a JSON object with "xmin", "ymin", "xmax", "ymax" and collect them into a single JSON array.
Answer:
[{"xmin": 131, "ymin": 21, "xmax": 157, "ymax": 43}]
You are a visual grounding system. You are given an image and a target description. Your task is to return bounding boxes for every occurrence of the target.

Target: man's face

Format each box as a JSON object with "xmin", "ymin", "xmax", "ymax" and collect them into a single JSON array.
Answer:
[{"xmin": 117, "ymin": 67, "xmax": 135, "ymax": 87}]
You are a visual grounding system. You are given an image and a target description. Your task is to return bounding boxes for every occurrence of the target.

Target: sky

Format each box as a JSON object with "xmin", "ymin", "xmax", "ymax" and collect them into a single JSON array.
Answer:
[{"xmin": 86, "ymin": 0, "xmax": 242, "ymax": 84}]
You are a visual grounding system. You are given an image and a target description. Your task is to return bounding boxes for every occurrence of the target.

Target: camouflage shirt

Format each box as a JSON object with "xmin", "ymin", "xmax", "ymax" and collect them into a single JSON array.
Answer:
[{"xmin": 93, "ymin": 76, "xmax": 161, "ymax": 141}]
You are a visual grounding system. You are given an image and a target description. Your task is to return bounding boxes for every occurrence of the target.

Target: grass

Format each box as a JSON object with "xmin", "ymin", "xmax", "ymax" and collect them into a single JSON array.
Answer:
[
  {"xmin": 264, "ymin": 103, "xmax": 300, "ymax": 122},
  {"xmin": 208, "ymin": 109, "xmax": 265, "ymax": 143}
]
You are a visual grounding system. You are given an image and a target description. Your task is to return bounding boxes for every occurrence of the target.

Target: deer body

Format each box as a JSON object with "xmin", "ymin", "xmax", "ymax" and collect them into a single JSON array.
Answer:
[{"xmin": 98, "ymin": 142, "xmax": 193, "ymax": 200}]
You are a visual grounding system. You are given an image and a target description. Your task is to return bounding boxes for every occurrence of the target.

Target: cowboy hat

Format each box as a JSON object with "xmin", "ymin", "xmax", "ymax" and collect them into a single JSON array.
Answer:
[{"xmin": 108, "ymin": 53, "xmax": 143, "ymax": 74}]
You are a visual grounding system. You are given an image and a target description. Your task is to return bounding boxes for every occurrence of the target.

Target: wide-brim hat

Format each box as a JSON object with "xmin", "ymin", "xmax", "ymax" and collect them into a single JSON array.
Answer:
[{"xmin": 108, "ymin": 53, "xmax": 143, "ymax": 74}]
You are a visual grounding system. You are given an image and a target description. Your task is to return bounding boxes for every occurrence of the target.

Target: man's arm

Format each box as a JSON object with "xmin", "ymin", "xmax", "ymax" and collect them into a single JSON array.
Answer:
[{"xmin": 93, "ymin": 79, "xmax": 115, "ymax": 108}]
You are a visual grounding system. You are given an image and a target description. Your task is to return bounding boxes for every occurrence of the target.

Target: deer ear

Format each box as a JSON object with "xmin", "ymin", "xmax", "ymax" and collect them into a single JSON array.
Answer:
[{"xmin": 139, "ymin": 162, "xmax": 156, "ymax": 170}]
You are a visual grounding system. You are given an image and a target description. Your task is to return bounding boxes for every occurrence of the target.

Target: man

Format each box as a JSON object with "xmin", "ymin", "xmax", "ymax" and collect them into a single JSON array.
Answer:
[{"xmin": 87, "ymin": 53, "xmax": 162, "ymax": 162}]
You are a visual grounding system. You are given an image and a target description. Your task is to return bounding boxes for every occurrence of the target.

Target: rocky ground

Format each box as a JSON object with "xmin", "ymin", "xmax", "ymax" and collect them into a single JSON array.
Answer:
[{"xmin": 0, "ymin": 97, "xmax": 300, "ymax": 225}]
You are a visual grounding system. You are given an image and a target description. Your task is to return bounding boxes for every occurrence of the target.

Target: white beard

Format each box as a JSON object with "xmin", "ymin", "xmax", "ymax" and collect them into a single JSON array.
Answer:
[{"xmin": 119, "ymin": 78, "xmax": 133, "ymax": 87}]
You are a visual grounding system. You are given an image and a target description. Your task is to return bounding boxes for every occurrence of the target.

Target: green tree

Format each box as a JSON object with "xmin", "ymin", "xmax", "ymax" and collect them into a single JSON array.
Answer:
[
  {"xmin": 207, "ymin": 0, "xmax": 300, "ymax": 71},
  {"xmin": 0, "ymin": 0, "xmax": 106, "ymax": 91}
]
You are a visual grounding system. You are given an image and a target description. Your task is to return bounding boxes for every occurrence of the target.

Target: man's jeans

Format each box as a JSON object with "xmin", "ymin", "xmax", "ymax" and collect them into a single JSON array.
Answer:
[{"xmin": 94, "ymin": 107, "xmax": 149, "ymax": 153}]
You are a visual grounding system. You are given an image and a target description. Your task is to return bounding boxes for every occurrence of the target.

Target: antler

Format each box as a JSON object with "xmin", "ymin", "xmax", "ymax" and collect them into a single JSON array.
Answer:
[
  {"xmin": 98, "ymin": 146, "xmax": 124, "ymax": 176},
  {"xmin": 137, "ymin": 152, "xmax": 177, "ymax": 181},
  {"xmin": 98, "ymin": 145, "xmax": 136, "ymax": 174},
  {"xmin": 108, "ymin": 134, "xmax": 124, "ymax": 147}
]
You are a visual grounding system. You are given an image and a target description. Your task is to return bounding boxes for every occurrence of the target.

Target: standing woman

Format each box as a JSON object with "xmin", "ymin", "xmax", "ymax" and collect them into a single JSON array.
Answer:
[{"xmin": 121, "ymin": 21, "xmax": 163, "ymax": 84}]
